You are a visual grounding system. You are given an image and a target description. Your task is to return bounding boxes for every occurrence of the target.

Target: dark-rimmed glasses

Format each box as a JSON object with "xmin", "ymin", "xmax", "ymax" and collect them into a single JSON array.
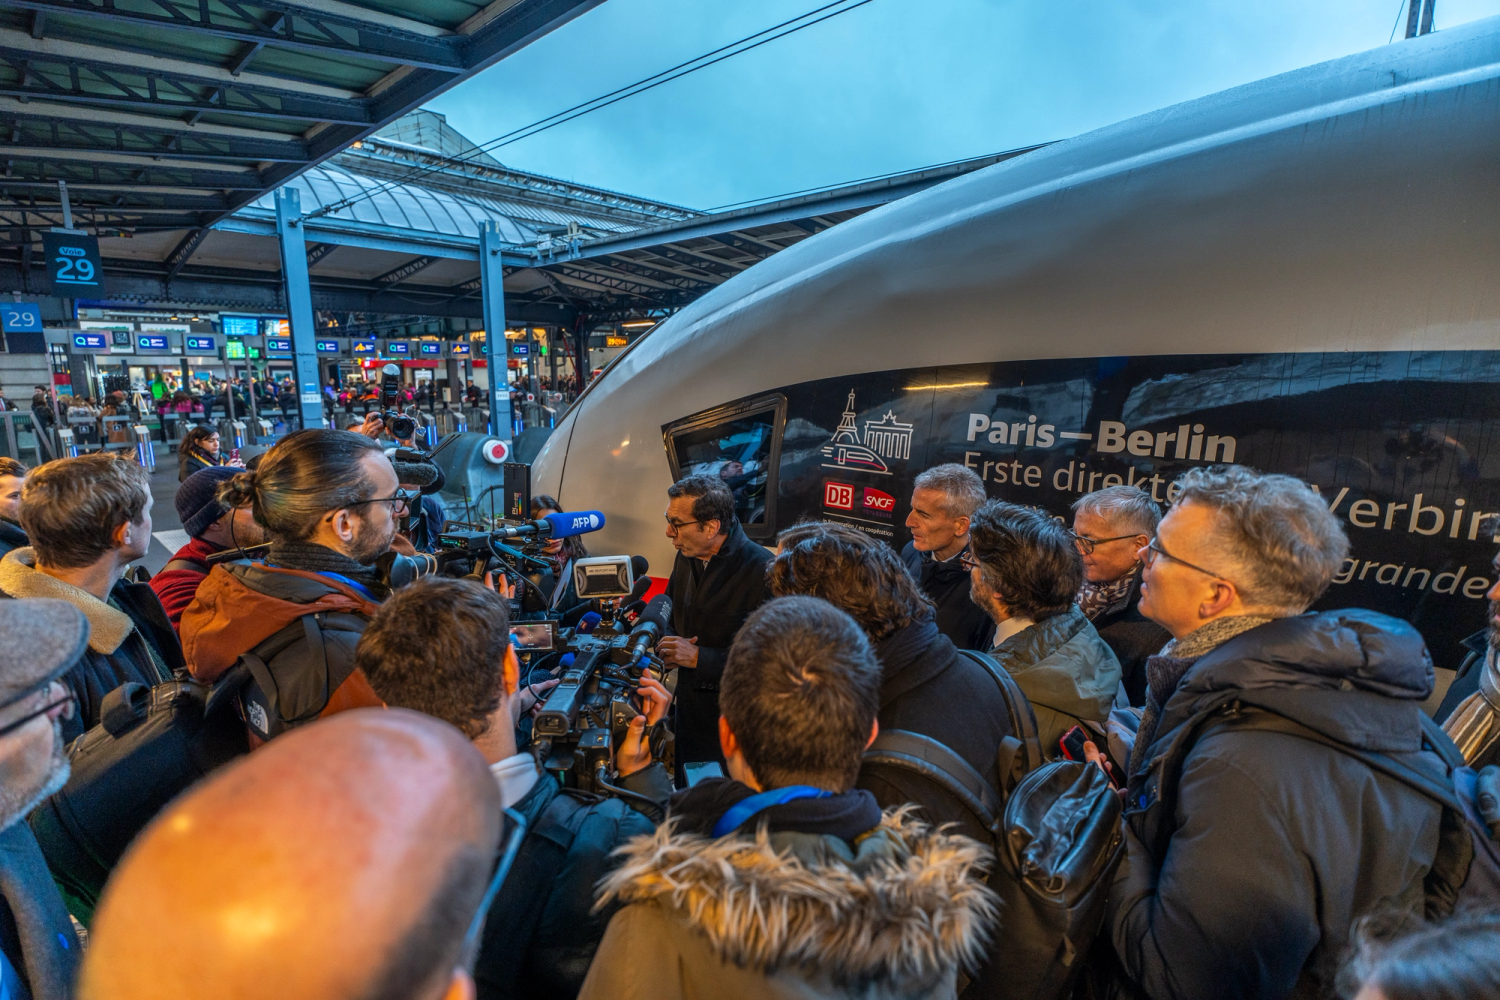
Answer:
[
  {"xmin": 1143, "ymin": 537, "xmax": 1228, "ymax": 581},
  {"xmin": 459, "ymin": 807, "xmax": 528, "ymax": 972},
  {"xmin": 1073, "ymin": 533, "xmax": 1139, "ymax": 555},
  {"xmin": 959, "ymin": 551, "xmax": 981, "ymax": 572},
  {"xmin": 0, "ymin": 680, "xmax": 75, "ymax": 740},
  {"xmin": 664, "ymin": 514, "xmax": 704, "ymax": 533},
  {"xmin": 343, "ymin": 488, "xmax": 417, "ymax": 514}
]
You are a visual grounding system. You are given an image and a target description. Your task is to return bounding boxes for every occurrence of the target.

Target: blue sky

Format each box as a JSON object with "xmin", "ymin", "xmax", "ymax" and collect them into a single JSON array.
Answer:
[{"xmin": 426, "ymin": 0, "xmax": 1500, "ymax": 210}]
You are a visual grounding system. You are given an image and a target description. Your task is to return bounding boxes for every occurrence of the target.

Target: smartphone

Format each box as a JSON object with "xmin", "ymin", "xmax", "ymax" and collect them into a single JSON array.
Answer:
[
  {"xmin": 683, "ymin": 761, "xmax": 724, "ymax": 787},
  {"xmin": 1059, "ymin": 724, "xmax": 1089, "ymax": 762},
  {"xmin": 508, "ymin": 622, "xmax": 556, "ymax": 652}
]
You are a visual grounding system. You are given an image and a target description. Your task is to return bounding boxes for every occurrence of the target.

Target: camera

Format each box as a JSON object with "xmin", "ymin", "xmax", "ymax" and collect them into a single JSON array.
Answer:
[{"xmin": 379, "ymin": 364, "xmax": 417, "ymax": 441}]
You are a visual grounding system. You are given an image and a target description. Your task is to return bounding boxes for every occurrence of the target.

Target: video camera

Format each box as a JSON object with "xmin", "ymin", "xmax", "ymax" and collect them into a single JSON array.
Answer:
[{"xmin": 379, "ymin": 363, "xmax": 417, "ymax": 441}]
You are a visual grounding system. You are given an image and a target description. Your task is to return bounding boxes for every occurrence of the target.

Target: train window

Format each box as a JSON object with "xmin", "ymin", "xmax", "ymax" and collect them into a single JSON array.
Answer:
[{"xmin": 662, "ymin": 394, "xmax": 787, "ymax": 542}]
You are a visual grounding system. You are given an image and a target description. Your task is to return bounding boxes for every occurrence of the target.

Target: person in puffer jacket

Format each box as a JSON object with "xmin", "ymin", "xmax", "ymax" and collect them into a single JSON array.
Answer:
[{"xmin": 579, "ymin": 596, "xmax": 997, "ymax": 1000}]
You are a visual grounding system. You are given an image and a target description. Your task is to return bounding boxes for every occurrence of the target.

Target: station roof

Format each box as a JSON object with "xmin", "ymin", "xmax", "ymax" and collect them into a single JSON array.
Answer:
[{"xmin": 0, "ymin": 0, "xmax": 603, "ymax": 235}]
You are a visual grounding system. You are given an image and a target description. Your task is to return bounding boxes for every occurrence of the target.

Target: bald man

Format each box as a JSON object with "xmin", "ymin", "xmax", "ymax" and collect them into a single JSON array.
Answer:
[{"xmin": 80, "ymin": 709, "xmax": 503, "ymax": 1000}]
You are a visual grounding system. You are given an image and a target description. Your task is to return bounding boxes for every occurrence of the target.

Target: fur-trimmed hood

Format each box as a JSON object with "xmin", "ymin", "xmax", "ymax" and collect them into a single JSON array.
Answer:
[{"xmin": 595, "ymin": 808, "xmax": 997, "ymax": 991}]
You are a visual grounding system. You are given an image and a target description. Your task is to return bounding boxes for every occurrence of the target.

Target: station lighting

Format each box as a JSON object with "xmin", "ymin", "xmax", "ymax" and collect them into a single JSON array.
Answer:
[{"xmin": 620, "ymin": 321, "xmax": 655, "ymax": 328}]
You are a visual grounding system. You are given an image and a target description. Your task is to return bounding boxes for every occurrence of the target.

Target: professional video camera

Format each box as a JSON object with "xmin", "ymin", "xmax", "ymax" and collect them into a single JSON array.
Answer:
[{"xmin": 378, "ymin": 363, "xmax": 417, "ymax": 441}]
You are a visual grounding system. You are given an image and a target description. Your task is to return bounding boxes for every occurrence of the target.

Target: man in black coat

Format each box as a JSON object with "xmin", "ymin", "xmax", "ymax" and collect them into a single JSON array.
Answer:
[
  {"xmin": 901, "ymin": 464, "xmax": 993, "ymax": 651},
  {"xmin": 658, "ymin": 474, "xmax": 771, "ymax": 785},
  {"xmin": 1070, "ymin": 485, "xmax": 1169, "ymax": 705},
  {"xmin": 1105, "ymin": 466, "xmax": 1451, "ymax": 1000},
  {"xmin": 0, "ymin": 454, "xmax": 182, "ymax": 743},
  {"xmin": 1437, "ymin": 552, "xmax": 1499, "ymax": 768}
]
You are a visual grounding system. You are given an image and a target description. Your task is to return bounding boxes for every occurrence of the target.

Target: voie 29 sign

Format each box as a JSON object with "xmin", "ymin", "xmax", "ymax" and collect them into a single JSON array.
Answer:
[{"xmin": 43, "ymin": 232, "xmax": 102, "ymax": 294}]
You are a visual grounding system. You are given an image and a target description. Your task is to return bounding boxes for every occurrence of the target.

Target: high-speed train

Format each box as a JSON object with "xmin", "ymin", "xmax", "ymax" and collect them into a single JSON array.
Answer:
[{"xmin": 533, "ymin": 18, "xmax": 1500, "ymax": 673}]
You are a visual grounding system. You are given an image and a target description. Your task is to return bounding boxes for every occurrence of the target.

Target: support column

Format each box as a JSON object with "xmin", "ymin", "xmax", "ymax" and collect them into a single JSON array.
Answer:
[
  {"xmin": 479, "ymin": 220, "xmax": 514, "ymax": 444},
  {"xmin": 275, "ymin": 187, "xmax": 324, "ymax": 432}
]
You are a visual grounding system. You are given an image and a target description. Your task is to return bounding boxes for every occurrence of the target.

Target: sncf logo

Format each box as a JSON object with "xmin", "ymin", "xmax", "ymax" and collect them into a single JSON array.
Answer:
[
  {"xmin": 823, "ymin": 482, "xmax": 855, "ymax": 510},
  {"xmin": 863, "ymin": 488, "xmax": 895, "ymax": 511}
]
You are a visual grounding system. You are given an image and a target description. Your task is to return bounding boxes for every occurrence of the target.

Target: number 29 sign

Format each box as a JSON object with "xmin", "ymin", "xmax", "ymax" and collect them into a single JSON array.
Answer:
[{"xmin": 42, "ymin": 232, "xmax": 103, "ymax": 293}]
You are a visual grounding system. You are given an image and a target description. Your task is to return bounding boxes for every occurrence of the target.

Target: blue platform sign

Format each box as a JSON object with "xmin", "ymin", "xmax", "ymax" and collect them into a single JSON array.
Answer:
[
  {"xmin": 451, "ymin": 343, "xmax": 471, "ymax": 356},
  {"xmin": 43, "ymin": 232, "xmax": 102, "ymax": 293},
  {"xmin": 386, "ymin": 341, "xmax": 410, "ymax": 356},
  {"xmin": 419, "ymin": 342, "xmax": 442, "ymax": 356},
  {"xmin": 267, "ymin": 338, "xmax": 292, "ymax": 353},
  {"xmin": 511, "ymin": 342, "xmax": 529, "ymax": 356},
  {"xmin": 352, "ymin": 340, "xmax": 376, "ymax": 355},
  {"xmin": 185, "ymin": 335, "xmax": 217, "ymax": 354},
  {"xmin": 136, "ymin": 334, "xmax": 170, "ymax": 352},
  {"xmin": 1, "ymin": 303, "xmax": 42, "ymax": 334},
  {"xmin": 71, "ymin": 332, "xmax": 108, "ymax": 351},
  {"xmin": 316, "ymin": 340, "xmax": 340, "ymax": 353}
]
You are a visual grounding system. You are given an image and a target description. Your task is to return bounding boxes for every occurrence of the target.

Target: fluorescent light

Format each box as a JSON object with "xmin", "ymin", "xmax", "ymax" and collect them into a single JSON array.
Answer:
[{"xmin": 904, "ymin": 381, "xmax": 988, "ymax": 391}]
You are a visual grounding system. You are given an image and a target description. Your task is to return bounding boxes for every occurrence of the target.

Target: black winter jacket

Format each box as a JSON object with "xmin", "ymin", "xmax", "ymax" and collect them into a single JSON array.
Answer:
[
  {"xmin": 857, "ymin": 619, "xmax": 1015, "ymax": 843},
  {"xmin": 900, "ymin": 541, "xmax": 993, "ymax": 652},
  {"xmin": 1108, "ymin": 610, "xmax": 1448, "ymax": 1000},
  {"xmin": 0, "ymin": 520, "xmax": 24, "ymax": 561},
  {"xmin": 474, "ymin": 769, "xmax": 662, "ymax": 1000},
  {"xmin": 666, "ymin": 520, "xmax": 771, "ymax": 780},
  {"xmin": 1089, "ymin": 570, "xmax": 1169, "ymax": 707},
  {"xmin": 1434, "ymin": 629, "xmax": 1487, "ymax": 723},
  {"xmin": 0, "ymin": 576, "xmax": 181, "ymax": 745}
]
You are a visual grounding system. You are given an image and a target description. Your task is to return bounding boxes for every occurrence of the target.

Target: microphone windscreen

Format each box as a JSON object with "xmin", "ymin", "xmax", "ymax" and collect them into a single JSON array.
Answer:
[
  {"xmin": 630, "ymin": 554, "xmax": 649, "ymax": 577},
  {"xmin": 542, "ymin": 510, "xmax": 606, "ymax": 539},
  {"xmin": 637, "ymin": 595, "xmax": 672, "ymax": 633},
  {"xmin": 577, "ymin": 611, "xmax": 602, "ymax": 634},
  {"xmin": 627, "ymin": 574, "xmax": 651, "ymax": 601}
]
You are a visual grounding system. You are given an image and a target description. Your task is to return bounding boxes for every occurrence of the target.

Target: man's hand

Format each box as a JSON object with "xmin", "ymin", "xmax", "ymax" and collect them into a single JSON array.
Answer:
[
  {"xmin": 512, "ymin": 678, "xmax": 560, "ymax": 726},
  {"xmin": 616, "ymin": 676, "xmax": 672, "ymax": 777},
  {"xmin": 1083, "ymin": 740, "xmax": 1126, "ymax": 801},
  {"xmin": 357, "ymin": 412, "xmax": 385, "ymax": 439},
  {"xmin": 656, "ymin": 636, "xmax": 699, "ymax": 669}
]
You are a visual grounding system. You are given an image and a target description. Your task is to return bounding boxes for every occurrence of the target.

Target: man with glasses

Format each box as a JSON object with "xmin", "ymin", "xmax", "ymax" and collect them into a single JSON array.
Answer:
[
  {"xmin": 659, "ymin": 474, "xmax": 771, "ymax": 786},
  {"xmin": 1105, "ymin": 465, "xmax": 1455, "ymax": 1000},
  {"xmin": 966, "ymin": 500, "xmax": 1121, "ymax": 758},
  {"xmin": 1070, "ymin": 486, "xmax": 1169, "ymax": 705},
  {"xmin": 0, "ymin": 599, "xmax": 88, "ymax": 999},
  {"xmin": 180, "ymin": 430, "xmax": 402, "ymax": 744},
  {"xmin": 80, "ymin": 709, "xmax": 508, "ymax": 1000}
]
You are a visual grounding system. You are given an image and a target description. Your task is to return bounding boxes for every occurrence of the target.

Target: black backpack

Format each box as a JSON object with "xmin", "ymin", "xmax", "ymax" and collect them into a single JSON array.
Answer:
[
  {"xmin": 861, "ymin": 650, "xmax": 1126, "ymax": 1000},
  {"xmin": 29, "ymin": 667, "xmax": 250, "ymax": 922},
  {"xmin": 1139, "ymin": 702, "xmax": 1500, "ymax": 918}
]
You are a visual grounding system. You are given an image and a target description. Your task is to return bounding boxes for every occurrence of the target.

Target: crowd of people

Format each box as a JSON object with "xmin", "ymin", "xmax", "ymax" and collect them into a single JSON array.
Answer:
[{"xmin": 0, "ymin": 431, "xmax": 1494, "ymax": 1000}]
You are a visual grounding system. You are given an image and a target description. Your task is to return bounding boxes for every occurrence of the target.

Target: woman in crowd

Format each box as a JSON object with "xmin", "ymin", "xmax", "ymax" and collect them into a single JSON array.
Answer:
[
  {"xmin": 178, "ymin": 425, "xmax": 240, "ymax": 482},
  {"xmin": 531, "ymin": 493, "xmax": 590, "ymax": 616}
]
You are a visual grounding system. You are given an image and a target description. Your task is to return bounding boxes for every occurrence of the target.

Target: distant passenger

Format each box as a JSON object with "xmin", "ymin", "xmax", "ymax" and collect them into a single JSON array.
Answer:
[
  {"xmin": 1070, "ymin": 485, "xmax": 1170, "ymax": 705},
  {"xmin": 902, "ymin": 464, "xmax": 994, "ymax": 651},
  {"xmin": 1106, "ymin": 466, "xmax": 1451, "ymax": 1000},
  {"xmin": 80, "ymin": 710, "xmax": 502, "ymax": 1000},
  {"xmin": 150, "ymin": 466, "xmax": 268, "ymax": 629},
  {"xmin": 578, "ymin": 596, "xmax": 997, "ymax": 1000},
  {"xmin": 657, "ymin": 473, "xmax": 771, "ymax": 786},
  {"xmin": 0, "ymin": 457, "xmax": 26, "ymax": 559},
  {"xmin": 1438, "ymin": 550, "xmax": 1499, "ymax": 769},
  {"xmin": 966, "ymin": 500, "xmax": 1120, "ymax": 757}
]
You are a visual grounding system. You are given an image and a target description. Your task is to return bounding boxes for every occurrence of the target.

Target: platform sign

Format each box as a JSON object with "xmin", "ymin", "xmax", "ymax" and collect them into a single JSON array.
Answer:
[
  {"xmin": 185, "ymin": 335, "xmax": 217, "ymax": 354},
  {"xmin": 266, "ymin": 338, "xmax": 292, "ymax": 354},
  {"xmin": 511, "ymin": 342, "xmax": 529, "ymax": 356},
  {"xmin": 1, "ymin": 303, "xmax": 42, "ymax": 334},
  {"xmin": 451, "ymin": 343, "xmax": 471, "ymax": 356},
  {"xmin": 221, "ymin": 316, "xmax": 257, "ymax": 340},
  {"xmin": 316, "ymin": 340, "xmax": 341, "ymax": 354},
  {"xmin": 70, "ymin": 331, "xmax": 109, "ymax": 352},
  {"xmin": 386, "ymin": 341, "xmax": 410, "ymax": 356},
  {"xmin": 42, "ymin": 232, "xmax": 102, "ymax": 294},
  {"xmin": 419, "ymin": 342, "xmax": 442, "ymax": 356},
  {"xmin": 136, "ymin": 334, "xmax": 170, "ymax": 353},
  {"xmin": 352, "ymin": 340, "xmax": 377, "ymax": 355}
]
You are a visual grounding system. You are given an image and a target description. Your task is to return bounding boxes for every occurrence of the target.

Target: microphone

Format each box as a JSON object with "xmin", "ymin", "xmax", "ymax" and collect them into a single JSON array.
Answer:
[
  {"xmin": 625, "ymin": 595, "xmax": 673, "ymax": 668},
  {"xmin": 626, "ymin": 556, "xmax": 651, "ymax": 603},
  {"xmin": 491, "ymin": 510, "xmax": 606, "ymax": 541},
  {"xmin": 576, "ymin": 611, "xmax": 602, "ymax": 635}
]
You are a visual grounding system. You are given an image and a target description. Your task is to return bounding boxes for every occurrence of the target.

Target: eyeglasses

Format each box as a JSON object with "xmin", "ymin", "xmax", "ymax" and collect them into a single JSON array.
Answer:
[
  {"xmin": 0, "ymin": 681, "xmax": 75, "ymax": 740},
  {"xmin": 344, "ymin": 488, "xmax": 417, "ymax": 514},
  {"xmin": 663, "ymin": 514, "xmax": 704, "ymax": 532},
  {"xmin": 458, "ymin": 807, "xmax": 528, "ymax": 972},
  {"xmin": 959, "ymin": 551, "xmax": 981, "ymax": 572},
  {"xmin": 1072, "ymin": 532, "xmax": 1139, "ymax": 555},
  {"xmin": 1142, "ymin": 537, "xmax": 1229, "ymax": 581}
]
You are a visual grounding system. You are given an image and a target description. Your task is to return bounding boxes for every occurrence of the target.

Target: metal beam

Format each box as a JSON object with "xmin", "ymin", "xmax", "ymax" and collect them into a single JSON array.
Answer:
[
  {"xmin": 305, "ymin": 241, "xmax": 338, "ymax": 267},
  {"xmin": 275, "ymin": 186, "xmax": 323, "ymax": 429},
  {"xmin": 164, "ymin": 226, "xmax": 211, "ymax": 278},
  {"xmin": 0, "ymin": 109, "xmax": 312, "ymax": 162},
  {"xmin": 374, "ymin": 254, "xmax": 438, "ymax": 286},
  {"xmin": 479, "ymin": 219, "xmax": 514, "ymax": 443},
  {"xmin": 0, "ymin": 160, "xmax": 263, "ymax": 190},
  {"xmin": 5, "ymin": 0, "xmax": 466, "ymax": 72}
]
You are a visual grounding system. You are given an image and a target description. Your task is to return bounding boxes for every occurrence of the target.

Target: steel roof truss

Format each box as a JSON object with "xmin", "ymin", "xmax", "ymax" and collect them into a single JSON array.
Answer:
[{"xmin": 0, "ymin": 111, "xmax": 310, "ymax": 161}]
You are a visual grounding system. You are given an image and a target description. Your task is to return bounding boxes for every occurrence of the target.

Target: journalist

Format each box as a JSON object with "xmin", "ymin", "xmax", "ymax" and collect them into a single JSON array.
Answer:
[
  {"xmin": 1107, "ymin": 465, "xmax": 1454, "ymax": 1000},
  {"xmin": 0, "ymin": 457, "xmax": 25, "ymax": 558},
  {"xmin": 902, "ymin": 464, "xmax": 994, "ymax": 650},
  {"xmin": 580, "ymin": 596, "xmax": 997, "ymax": 1000},
  {"xmin": 0, "ymin": 454, "xmax": 182, "ymax": 742},
  {"xmin": 357, "ymin": 577, "xmax": 671, "ymax": 1000},
  {"xmin": 179, "ymin": 429, "xmax": 401, "ymax": 744},
  {"xmin": 967, "ymin": 500, "xmax": 1120, "ymax": 757},
  {"xmin": 150, "ymin": 465, "xmax": 269, "ymax": 629},
  {"xmin": 658, "ymin": 473, "xmax": 771, "ymax": 785},
  {"xmin": 1438, "ymin": 551, "xmax": 1500, "ymax": 769},
  {"xmin": 0, "ymin": 599, "xmax": 88, "ymax": 1000},
  {"xmin": 1070, "ymin": 485, "xmax": 1169, "ymax": 705},
  {"xmin": 80, "ymin": 710, "xmax": 503, "ymax": 1000}
]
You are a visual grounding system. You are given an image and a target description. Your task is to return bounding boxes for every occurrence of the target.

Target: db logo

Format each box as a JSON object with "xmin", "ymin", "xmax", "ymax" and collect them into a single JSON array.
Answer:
[
  {"xmin": 863, "ymin": 488, "xmax": 895, "ymax": 511},
  {"xmin": 823, "ymin": 482, "xmax": 855, "ymax": 510}
]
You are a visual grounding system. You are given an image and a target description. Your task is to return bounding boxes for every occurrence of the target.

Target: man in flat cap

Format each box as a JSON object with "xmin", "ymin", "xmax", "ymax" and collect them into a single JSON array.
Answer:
[{"xmin": 0, "ymin": 599, "xmax": 89, "ymax": 999}]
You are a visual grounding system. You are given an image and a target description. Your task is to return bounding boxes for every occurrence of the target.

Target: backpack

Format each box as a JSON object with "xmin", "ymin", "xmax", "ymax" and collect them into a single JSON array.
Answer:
[
  {"xmin": 1138, "ymin": 701, "xmax": 1500, "ymax": 920},
  {"xmin": 235, "ymin": 610, "xmax": 370, "ymax": 742},
  {"xmin": 29, "ymin": 667, "xmax": 250, "ymax": 923},
  {"xmin": 861, "ymin": 650, "xmax": 1125, "ymax": 1000}
]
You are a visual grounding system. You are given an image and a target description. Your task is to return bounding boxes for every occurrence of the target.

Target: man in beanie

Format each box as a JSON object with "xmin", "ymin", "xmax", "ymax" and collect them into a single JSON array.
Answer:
[
  {"xmin": 150, "ymin": 466, "xmax": 269, "ymax": 630},
  {"xmin": 0, "ymin": 599, "xmax": 90, "ymax": 999}
]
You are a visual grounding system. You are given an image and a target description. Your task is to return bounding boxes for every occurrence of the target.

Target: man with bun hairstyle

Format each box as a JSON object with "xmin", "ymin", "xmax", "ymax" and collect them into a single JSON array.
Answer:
[
  {"xmin": 150, "ymin": 466, "xmax": 268, "ymax": 629},
  {"xmin": 179, "ymin": 429, "xmax": 404, "ymax": 745}
]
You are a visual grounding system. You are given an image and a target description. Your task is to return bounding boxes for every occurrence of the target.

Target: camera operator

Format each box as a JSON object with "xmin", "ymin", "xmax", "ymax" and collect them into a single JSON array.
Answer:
[
  {"xmin": 178, "ymin": 429, "xmax": 402, "ymax": 745},
  {"xmin": 659, "ymin": 474, "xmax": 771, "ymax": 785},
  {"xmin": 357, "ymin": 577, "xmax": 671, "ymax": 1000}
]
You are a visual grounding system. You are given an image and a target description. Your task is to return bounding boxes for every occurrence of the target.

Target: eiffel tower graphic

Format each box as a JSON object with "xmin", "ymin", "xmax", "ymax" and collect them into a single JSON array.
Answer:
[{"xmin": 821, "ymin": 390, "xmax": 910, "ymax": 477}]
